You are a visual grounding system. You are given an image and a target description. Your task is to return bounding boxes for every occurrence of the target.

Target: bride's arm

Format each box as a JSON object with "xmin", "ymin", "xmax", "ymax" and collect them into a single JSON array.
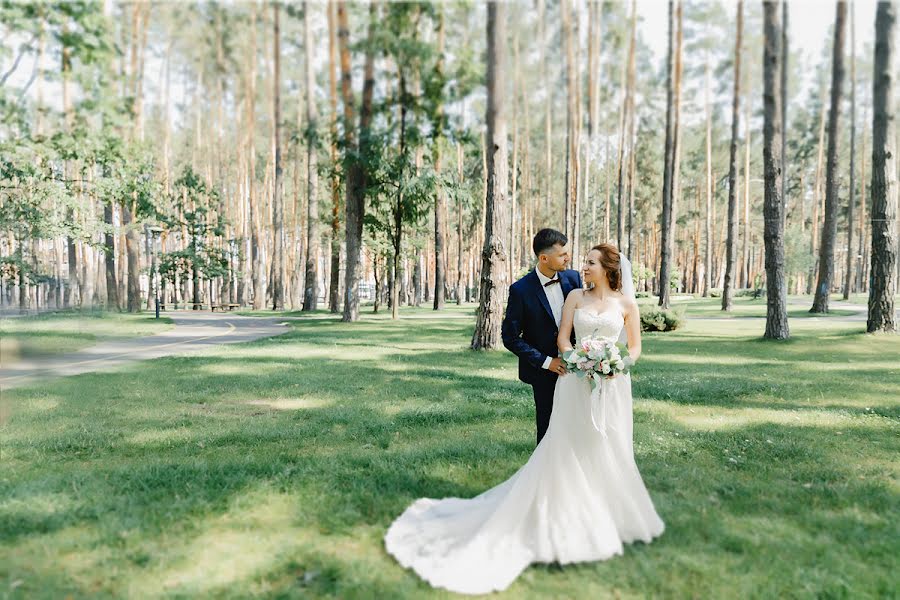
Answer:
[
  {"xmin": 557, "ymin": 290, "xmax": 581, "ymax": 353},
  {"xmin": 623, "ymin": 297, "xmax": 642, "ymax": 362}
]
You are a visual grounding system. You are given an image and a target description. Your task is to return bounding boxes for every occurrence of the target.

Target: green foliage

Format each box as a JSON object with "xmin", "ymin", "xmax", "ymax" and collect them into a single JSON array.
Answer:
[
  {"xmin": 157, "ymin": 167, "xmax": 230, "ymax": 283},
  {"xmin": 735, "ymin": 286, "xmax": 765, "ymax": 299},
  {"xmin": 669, "ymin": 270, "xmax": 682, "ymax": 291},
  {"xmin": 639, "ymin": 305, "xmax": 686, "ymax": 332}
]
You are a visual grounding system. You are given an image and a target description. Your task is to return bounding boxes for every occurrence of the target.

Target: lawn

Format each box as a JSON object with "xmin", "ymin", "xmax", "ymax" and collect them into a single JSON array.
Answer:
[
  {"xmin": 0, "ymin": 310, "xmax": 174, "ymax": 367},
  {"xmin": 637, "ymin": 293, "xmax": 878, "ymax": 319},
  {"xmin": 1, "ymin": 303, "xmax": 897, "ymax": 598}
]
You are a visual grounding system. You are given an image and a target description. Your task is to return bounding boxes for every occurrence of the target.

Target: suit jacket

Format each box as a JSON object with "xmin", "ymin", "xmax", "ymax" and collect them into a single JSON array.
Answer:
[{"xmin": 502, "ymin": 269, "xmax": 583, "ymax": 385}]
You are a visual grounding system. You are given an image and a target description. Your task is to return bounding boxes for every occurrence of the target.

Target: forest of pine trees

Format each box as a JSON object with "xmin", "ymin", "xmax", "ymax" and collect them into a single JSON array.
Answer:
[{"xmin": 1, "ymin": 1, "xmax": 897, "ymax": 340}]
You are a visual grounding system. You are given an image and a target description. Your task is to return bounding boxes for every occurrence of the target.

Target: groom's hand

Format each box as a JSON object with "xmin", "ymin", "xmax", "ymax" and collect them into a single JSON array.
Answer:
[{"xmin": 547, "ymin": 358, "xmax": 568, "ymax": 376}]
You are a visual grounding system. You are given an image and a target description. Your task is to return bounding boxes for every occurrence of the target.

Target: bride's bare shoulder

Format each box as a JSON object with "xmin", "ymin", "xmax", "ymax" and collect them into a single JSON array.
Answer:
[
  {"xmin": 565, "ymin": 288, "xmax": 585, "ymax": 306},
  {"xmin": 618, "ymin": 292, "xmax": 638, "ymax": 313}
]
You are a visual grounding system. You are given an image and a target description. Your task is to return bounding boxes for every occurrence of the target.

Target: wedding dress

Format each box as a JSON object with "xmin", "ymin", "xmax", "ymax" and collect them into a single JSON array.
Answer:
[{"xmin": 384, "ymin": 307, "xmax": 665, "ymax": 595}]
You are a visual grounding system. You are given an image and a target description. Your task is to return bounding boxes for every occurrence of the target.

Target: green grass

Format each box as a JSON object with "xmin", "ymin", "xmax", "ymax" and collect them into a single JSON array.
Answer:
[
  {"xmin": 637, "ymin": 293, "xmax": 874, "ymax": 320},
  {"xmin": 0, "ymin": 310, "xmax": 174, "ymax": 366},
  {"xmin": 1, "ymin": 303, "xmax": 897, "ymax": 598}
]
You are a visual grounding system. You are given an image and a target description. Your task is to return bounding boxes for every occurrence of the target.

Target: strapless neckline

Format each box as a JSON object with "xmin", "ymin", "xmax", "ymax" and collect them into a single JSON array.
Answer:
[{"xmin": 575, "ymin": 307, "xmax": 623, "ymax": 320}]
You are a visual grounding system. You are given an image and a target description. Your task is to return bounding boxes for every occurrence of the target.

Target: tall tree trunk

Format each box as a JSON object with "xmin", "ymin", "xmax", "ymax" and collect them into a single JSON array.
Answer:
[
  {"xmin": 248, "ymin": 5, "xmax": 264, "ymax": 310},
  {"xmin": 741, "ymin": 94, "xmax": 751, "ymax": 289},
  {"xmin": 722, "ymin": 1, "xmax": 743, "ymax": 311},
  {"xmin": 126, "ymin": 2, "xmax": 149, "ymax": 313},
  {"xmin": 762, "ymin": 1, "xmax": 790, "ymax": 340},
  {"xmin": 781, "ymin": 0, "xmax": 788, "ymax": 217},
  {"xmin": 327, "ymin": 1, "xmax": 341, "ymax": 314},
  {"xmin": 302, "ymin": 2, "xmax": 319, "ymax": 311},
  {"xmin": 658, "ymin": 0, "xmax": 679, "ymax": 308},
  {"xmin": 842, "ymin": 3, "xmax": 856, "ymax": 300},
  {"xmin": 616, "ymin": 0, "xmax": 637, "ymax": 251},
  {"xmin": 456, "ymin": 141, "xmax": 465, "ymax": 305},
  {"xmin": 842, "ymin": 2, "xmax": 856, "ymax": 301},
  {"xmin": 391, "ymin": 70, "xmax": 408, "ymax": 321},
  {"xmin": 811, "ymin": 1, "xmax": 847, "ymax": 313},
  {"xmin": 104, "ymin": 201, "xmax": 118, "ymax": 310},
  {"xmin": 272, "ymin": 2, "xmax": 285, "ymax": 310},
  {"xmin": 856, "ymin": 105, "xmax": 869, "ymax": 292},
  {"xmin": 61, "ymin": 25, "xmax": 80, "ymax": 308},
  {"xmin": 511, "ymin": 31, "xmax": 520, "ymax": 283},
  {"xmin": 433, "ymin": 10, "xmax": 447, "ymax": 310},
  {"xmin": 808, "ymin": 79, "xmax": 828, "ymax": 294},
  {"xmin": 562, "ymin": 0, "xmax": 578, "ymax": 256},
  {"xmin": 540, "ymin": 0, "xmax": 552, "ymax": 215},
  {"xmin": 471, "ymin": 2, "xmax": 509, "ymax": 350},
  {"xmin": 867, "ymin": 1, "xmax": 897, "ymax": 333},
  {"xmin": 703, "ymin": 57, "xmax": 713, "ymax": 298},
  {"xmin": 340, "ymin": 2, "xmax": 376, "ymax": 322}
]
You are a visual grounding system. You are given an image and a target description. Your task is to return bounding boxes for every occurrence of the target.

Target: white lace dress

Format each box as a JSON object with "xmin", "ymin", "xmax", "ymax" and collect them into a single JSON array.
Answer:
[{"xmin": 384, "ymin": 308, "xmax": 665, "ymax": 595}]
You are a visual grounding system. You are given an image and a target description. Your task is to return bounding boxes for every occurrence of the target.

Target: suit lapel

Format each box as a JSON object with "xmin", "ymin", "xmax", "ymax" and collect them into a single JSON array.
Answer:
[
  {"xmin": 560, "ymin": 270, "xmax": 577, "ymax": 298},
  {"xmin": 529, "ymin": 270, "xmax": 556, "ymax": 323}
]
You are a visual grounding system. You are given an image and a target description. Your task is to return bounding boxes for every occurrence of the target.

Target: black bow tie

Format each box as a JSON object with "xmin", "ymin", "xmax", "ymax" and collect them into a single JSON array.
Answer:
[{"xmin": 543, "ymin": 277, "xmax": 560, "ymax": 287}]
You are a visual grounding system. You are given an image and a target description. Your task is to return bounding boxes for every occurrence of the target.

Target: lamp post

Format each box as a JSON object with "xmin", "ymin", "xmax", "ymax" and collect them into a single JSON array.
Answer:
[{"xmin": 149, "ymin": 226, "xmax": 163, "ymax": 319}]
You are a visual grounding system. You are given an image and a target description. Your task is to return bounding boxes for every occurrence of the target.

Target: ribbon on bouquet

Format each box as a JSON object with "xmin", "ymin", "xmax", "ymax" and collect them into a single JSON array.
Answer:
[
  {"xmin": 590, "ymin": 373, "xmax": 616, "ymax": 438},
  {"xmin": 589, "ymin": 372, "xmax": 611, "ymax": 438}
]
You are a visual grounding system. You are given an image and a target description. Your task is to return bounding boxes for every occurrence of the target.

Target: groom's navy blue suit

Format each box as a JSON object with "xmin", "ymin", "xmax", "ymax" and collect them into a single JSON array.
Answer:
[{"xmin": 502, "ymin": 268, "xmax": 582, "ymax": 445}]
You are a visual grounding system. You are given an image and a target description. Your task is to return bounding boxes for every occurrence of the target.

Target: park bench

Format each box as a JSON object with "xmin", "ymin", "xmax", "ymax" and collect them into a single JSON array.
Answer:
[
  {"xmin": 158, "ymin": 302, "xmax": 209, "ymax": 310},
  {"xmin": 211, "ymin": 303, "xmax": 241, "ymax": 312}
]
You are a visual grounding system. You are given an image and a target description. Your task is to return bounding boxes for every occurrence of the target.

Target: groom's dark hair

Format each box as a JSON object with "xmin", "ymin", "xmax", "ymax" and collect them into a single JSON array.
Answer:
[{"xmin": 533, "ymin": 228, "xmax": 568, "ymax": 257}]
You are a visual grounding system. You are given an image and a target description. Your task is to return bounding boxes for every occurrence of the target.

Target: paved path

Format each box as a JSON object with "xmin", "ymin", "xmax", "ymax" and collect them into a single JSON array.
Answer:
[{"xmin": 0, "ymin": 312, "xmax": 289, "ymax": 391}]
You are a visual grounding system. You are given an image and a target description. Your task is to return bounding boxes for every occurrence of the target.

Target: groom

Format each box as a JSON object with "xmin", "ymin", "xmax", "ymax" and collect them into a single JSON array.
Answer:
[{"xmin": 502, "ymin": 228, "xmax": 583, "ymax": 446}]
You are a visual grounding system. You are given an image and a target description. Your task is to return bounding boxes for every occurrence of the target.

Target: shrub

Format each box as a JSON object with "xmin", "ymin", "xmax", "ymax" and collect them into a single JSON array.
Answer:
[
  {"xmin": 639, "ymin": 305, "xmax": 686, "ymax": 332},
  {"xmin": 635, "ymin": 291, "xmax": 651, "ymax": 299},
  {"xmin": 709, "ymin": 287, "xmax": 722, "ymax": 298},
  {"xmin": 735, "ymin": 287, "xmax": 766, "ymax": 299}
]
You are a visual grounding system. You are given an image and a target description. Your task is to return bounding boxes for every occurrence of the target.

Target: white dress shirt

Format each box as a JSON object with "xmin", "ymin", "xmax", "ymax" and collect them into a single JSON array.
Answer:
[{"xmin": 535, "ymin": 268, "xmax": 564, "ymax": 370}]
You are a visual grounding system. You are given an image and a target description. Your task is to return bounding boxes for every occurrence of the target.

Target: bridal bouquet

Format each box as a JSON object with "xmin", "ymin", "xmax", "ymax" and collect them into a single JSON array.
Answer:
[{"xmin": 561, "ymin": 335, "xmax": 633, "ymax": 391}]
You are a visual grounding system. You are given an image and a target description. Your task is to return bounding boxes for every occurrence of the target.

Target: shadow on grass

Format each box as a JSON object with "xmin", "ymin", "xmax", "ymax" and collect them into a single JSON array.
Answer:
[{"xmin": 2, "ymin": 313, "xmax": 897, "ymax": 597}]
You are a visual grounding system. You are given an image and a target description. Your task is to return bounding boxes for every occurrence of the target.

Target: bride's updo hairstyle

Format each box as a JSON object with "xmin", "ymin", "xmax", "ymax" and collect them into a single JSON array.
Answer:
[{"xmin": 591, "ymin": 243, "xmax": 622, "ymax": 291}]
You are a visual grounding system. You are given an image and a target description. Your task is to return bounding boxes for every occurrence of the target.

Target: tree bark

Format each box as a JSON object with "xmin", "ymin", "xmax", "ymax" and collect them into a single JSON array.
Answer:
[
  {"xmin": 433, "ymin": 10, "xmax": 447, "ymax": 310},
  {"xmin": 562, "ymin": 0, "xmax": 578, "ymax": 256},
  {"xmin": 811, "ymin": 1, "xmax": 847, "ymax": 313},
  {"xmin": 762, "ymin": 1, "xmax": 790, "ymax": 340},
  {"xmin": 867, "ymin": 1, "xmax": 897, "ymax": 333},
  {"xmin": 471, "ymin": 2, "xmax": 509, "ymax": 350},
  {"xmin": 616, "ymin": 0, "xmax": 637, "ymax": 251},
  {"xmin": 272, "ymin": 2, "xmax": 285, "ymax": 310},
  {"xmin": 327, "ymin": 1, "xmax": 342, "ymax": 314},
  {"xmin": 340, "ymin": 2, "xmax": 377, "ymax": 322},
  {"xmin": 703, "ymin": 58, "xmax": 713, "ymax": 298},
  {"xmin": 722, "ymin": 1, "xmax": 743, "ymax": 311},
  {"xmin": 248, "ymin": 5, "xmax": 264, "ymax": 310},
  {"xmin": 658, "ymin": 0, "xmax": 679, "ymax": 308},
  {"xmin": 302, "ymin": 2, "xmax": 319, "ymax": 311},
  {"xmin": 457, "ymin": 141, "xmax": 465, "ymax": 305},
  {"xmin": 842, "ymin": 3, "xmax": 855, "ymax": 301},
  {"xmin": 104, "ymin": 201, "xmax": 119, "ymax": 310}
]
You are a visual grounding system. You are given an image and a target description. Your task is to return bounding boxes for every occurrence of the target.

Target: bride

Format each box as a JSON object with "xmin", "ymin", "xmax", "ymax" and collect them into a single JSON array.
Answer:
[{"xmin": 384, "ymin": 243, "xmax": 665, "ymax": 595}]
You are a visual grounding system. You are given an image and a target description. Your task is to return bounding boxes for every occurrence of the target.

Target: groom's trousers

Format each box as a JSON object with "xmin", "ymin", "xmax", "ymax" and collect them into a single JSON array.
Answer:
[{"xmin": 531, "ymin": 376, "xmax": 557, "ymax": 446}]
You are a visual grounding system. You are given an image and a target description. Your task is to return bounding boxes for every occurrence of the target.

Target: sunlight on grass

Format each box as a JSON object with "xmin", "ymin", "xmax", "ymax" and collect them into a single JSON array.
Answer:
[
  {"xmin": 1, "ymin": 299, "xmax": 897, "ymax": 598},
  {"xmin": 642, "ymin": 399, "xmax": 893, "ymax": 431},
  {"xmin": 134, "ymin": 492, "xmax": 301, "ymax": 595},
  {"xmin": 244, "ymin": 398, "xmax": 331, "ymax": 410},
  {"xmin": 127, "ymin": 428, "xmax": 195, "ymax": 447}
]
